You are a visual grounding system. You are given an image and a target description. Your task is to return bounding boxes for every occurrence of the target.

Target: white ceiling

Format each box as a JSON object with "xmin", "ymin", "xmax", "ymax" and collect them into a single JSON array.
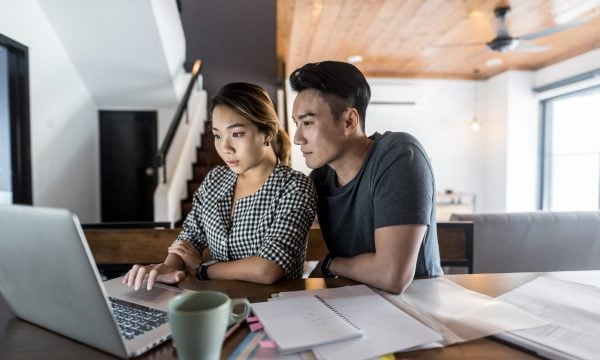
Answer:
[{"xmin": 39, "ymin": 0, "xmax": 188, "ymax": 109}]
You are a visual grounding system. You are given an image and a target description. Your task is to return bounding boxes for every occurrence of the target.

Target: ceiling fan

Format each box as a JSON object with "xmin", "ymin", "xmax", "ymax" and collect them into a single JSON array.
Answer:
[
  {"xmin": 487, "ymin": 6, "xmax": 587, "ymax": 52},
  {"xmin": 438, "ymin": 6, "xmax": 588, "ymax": 53}
]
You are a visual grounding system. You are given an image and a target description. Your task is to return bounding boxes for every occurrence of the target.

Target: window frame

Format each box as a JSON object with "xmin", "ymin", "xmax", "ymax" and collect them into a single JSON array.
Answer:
[{"xmin": 539, "ymin": 85, "xmax": 600, "ymax": 210}]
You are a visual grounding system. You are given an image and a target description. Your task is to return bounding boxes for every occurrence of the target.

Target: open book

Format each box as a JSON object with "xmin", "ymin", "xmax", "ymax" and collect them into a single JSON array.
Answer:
[{"xmin": 250, "ymin": 294, "xmax": 363, "ymax": 354}]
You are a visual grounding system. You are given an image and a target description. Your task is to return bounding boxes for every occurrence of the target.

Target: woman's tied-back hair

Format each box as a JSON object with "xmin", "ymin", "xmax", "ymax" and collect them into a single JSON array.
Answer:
[
  {"xmin": 289, "ymin": 61, "xmax": 371, "ymax": 131},
  {"xmin": 210, "ymin": 82, "xmax": 291, "ymax": 165}
]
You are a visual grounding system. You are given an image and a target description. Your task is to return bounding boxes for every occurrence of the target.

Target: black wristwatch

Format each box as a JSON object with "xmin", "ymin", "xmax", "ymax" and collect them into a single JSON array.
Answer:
[
  {"xmin": 321, "ymin": 254, "xmax": 336, "ymax": 278},
  {"xmin": 195, "ymin": 260, "xmax": 217, "ymax": 280}
]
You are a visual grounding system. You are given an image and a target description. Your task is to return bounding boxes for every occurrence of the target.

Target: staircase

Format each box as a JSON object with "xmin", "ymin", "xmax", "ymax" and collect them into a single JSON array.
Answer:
[{"xmin": 179, "ymin": 120, "xmax": 224, "ymax": 224}]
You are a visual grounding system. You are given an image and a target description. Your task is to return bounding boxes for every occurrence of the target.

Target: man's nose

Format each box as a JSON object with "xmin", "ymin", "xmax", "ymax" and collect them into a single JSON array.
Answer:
[{"xmin": 294, "ymin": 127, "xmax": 305, "ymax": 145}]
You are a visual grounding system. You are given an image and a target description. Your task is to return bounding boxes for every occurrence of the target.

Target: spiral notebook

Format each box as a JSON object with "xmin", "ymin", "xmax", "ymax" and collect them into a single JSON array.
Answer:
[{"xmin": 250, "ymin": 294, "xmax": 363, "ymax": 354}]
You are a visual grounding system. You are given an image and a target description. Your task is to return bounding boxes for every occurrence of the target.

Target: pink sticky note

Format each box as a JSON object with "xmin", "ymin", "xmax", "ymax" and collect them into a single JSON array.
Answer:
[
  {"xmin": 259, "ymin": 340, "xmax": 277, "ymax": 349},
  {"xmin": 249, "ymin": 321, "xmax": 264, "ymax": 332},
  {"xmin": 246, "ymin": 316, "xmax": 259, "ymax": 323}
]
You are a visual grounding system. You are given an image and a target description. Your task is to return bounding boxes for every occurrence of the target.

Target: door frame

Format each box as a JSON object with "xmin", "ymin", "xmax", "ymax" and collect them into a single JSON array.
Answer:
[{"xmin": 0, "ymin": 33, "xmax": 32, "ymax": 204}]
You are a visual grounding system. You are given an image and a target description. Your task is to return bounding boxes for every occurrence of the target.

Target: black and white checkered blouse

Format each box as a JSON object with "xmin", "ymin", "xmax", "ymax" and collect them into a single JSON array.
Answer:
[{"xmin": 177, "ymin": 162, "xmax": 316, "ymax": 279}]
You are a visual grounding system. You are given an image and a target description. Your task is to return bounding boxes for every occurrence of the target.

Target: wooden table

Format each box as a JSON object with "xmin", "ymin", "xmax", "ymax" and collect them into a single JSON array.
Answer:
[{"xmin": 0, "ymin": 273, "xmax": 548, "ymax": 359}]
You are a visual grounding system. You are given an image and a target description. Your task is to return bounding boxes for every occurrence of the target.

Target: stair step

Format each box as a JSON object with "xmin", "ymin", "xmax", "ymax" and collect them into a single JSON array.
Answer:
[
  {"xmin": 181, "ymin": 200, "xmax": 193, "ymax": 220},
  {"xmin": 193, "ymin": 165, "xmax": 215, "ymax": 179},
  {"xmin": 196, "ymin": 149, "xmax": 222, "ymax": 166},
  {"xmin": 187, "ymin": 181, "xmax": 202, "ymax": 196},
  {"xmin": 201, "ymin": 133, "xmax": 214, "ymax": 148}
]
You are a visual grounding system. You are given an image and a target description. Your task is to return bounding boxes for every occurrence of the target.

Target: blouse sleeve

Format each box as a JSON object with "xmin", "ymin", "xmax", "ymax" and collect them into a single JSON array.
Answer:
[
  {"xmin": 255, "ymin": 176, "xmax": 316, "ymax": 278},
  {"xmin": 175, "ymin": 180, "xmax": 209, "ymax": 252}
]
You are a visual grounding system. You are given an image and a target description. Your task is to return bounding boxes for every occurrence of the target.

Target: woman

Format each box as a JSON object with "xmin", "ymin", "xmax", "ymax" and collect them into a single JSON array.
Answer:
[{"xmin": 124, "ymin": 83, "xmax": 316, "ymax": 290}]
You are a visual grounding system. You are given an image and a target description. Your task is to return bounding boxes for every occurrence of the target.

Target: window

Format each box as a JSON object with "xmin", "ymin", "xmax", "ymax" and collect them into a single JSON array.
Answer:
[{"xmin": 541, "ymin": 86, "xmax": 600, "ymax": 210}]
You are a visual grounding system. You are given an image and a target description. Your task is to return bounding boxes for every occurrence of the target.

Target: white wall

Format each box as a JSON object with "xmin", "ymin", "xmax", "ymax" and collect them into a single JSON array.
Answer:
[
  {"xmin": 535, "ymin": 48, "xmax": 600, "ymax": 88},
  {"xmin": 505, "ymin": 72, "xmax": 538, "ymax": 211},
  {"xmin": 38, "ymin": 0, "xmax": 186, "ymax": 109},
  {"xmin": 0, "ymin": 0, "xmax": 99, "ymax": 221}
]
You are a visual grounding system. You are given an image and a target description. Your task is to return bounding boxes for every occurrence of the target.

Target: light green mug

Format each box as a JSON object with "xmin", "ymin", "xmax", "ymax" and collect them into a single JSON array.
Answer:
[{"xmin": 167, "ymin": 291, "xmax": 250, "ymax": 360}]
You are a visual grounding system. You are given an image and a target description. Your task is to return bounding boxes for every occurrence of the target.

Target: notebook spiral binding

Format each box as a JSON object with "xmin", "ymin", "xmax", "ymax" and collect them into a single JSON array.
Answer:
[{"xmin": 313, "ymin": 295, "xmax": 363, "ymax": 332}]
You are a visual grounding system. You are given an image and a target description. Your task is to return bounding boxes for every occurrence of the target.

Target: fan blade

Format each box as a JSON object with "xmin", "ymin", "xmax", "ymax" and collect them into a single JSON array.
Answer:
[
  {"xmin": 429, "ymin": 42, "xmax": 485, "ymax": 48},
  {"xmin": 512, "ymin": 42, "xmax": 549, "ymax": 52},
  {"xmin": 520, "ymin": 18, "xmax": 588, "ymax": 41}
]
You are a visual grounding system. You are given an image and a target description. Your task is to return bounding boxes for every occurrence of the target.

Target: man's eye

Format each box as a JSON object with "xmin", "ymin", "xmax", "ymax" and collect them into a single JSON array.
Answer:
[{"xmin": 303, "ymin": 121, "xmax": 312, "ymax": 127}]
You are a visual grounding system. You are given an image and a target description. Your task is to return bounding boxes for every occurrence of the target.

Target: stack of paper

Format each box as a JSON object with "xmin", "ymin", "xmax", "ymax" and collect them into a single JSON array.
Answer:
[
  {"xmin": 254, "ymin": 285, "xmax": 443, "ymax": 360},
  {"xmin": 497, "ymin": 275, "xmax": 600, "ymax": 360}
]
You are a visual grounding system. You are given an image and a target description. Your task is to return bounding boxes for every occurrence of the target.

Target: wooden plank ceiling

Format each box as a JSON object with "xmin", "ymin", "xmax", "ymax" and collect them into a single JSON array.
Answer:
[{"xmin": 277, "ymin": 0, "xmax": 600, "ymax": 79}]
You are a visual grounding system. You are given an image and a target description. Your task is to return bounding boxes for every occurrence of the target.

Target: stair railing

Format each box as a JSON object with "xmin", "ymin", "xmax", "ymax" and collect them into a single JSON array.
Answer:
[{"xmin": 156, "ymin": 59, "xmax": 203, "ymax": 183}]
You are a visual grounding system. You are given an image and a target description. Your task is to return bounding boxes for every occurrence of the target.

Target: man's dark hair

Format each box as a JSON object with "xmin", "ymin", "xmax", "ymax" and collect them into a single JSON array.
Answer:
[{"xmin": 289, "ymin": 61, "xmax": 371, "ymax": 131}]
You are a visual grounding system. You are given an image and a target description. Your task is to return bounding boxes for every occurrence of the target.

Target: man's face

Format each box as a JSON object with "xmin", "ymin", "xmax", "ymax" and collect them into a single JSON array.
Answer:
[{"xmin": 292, "ymin": 89, "xmax": 347, "ymax": 169}]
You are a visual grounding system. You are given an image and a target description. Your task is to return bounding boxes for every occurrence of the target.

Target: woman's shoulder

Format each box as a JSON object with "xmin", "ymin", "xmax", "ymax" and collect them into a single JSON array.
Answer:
[
  {"xmin": 201, "ymin": 166, "xmax": 235, "ymax": 188},
  {"xmin": 273, "ymin": 163, "xmax": 315, "ymax": 194}
]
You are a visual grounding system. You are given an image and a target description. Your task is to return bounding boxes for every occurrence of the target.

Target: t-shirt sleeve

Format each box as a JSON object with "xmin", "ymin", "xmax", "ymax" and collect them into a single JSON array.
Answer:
[
  {"xmin": 255, "ymin": 176, "xmax": 316, "ymax": 278},
  {"xmin": 372, "ymin": 144, "xmax": 434, "ymax": 229}
]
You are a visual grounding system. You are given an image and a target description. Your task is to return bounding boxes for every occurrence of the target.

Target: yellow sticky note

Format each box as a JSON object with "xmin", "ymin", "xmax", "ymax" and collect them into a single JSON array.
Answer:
[{"xmin": 379, "ymin": 354, "xmax": 395, "ymax": 360}]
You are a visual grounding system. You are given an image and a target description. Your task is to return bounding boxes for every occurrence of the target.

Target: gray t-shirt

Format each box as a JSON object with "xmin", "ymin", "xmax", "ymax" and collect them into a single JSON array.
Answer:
[{"xmin": 310, "ymin": 131, "xmax": 443, "ymax": 276}]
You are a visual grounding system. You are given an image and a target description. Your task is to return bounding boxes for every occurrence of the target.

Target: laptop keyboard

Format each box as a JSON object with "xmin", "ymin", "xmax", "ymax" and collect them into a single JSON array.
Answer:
[{"xmin": 109, "ymin": 297, "xmax": 169, "ymax": 340}]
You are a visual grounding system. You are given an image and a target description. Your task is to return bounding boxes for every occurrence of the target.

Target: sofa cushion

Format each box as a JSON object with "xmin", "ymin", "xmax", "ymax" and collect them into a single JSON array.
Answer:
[{"xmin": 450, "ymin": 212, "xmax": 600, "ymax": 273}]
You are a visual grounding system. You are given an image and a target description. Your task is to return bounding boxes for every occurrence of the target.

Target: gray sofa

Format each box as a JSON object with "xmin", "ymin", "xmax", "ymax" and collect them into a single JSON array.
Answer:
[{"xmin": 450, "ymin": 211, "xmax": 600, "ymax": 273}]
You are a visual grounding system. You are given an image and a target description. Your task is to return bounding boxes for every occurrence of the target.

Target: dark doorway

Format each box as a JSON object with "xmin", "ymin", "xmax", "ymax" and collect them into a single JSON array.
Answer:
[
  {"xmin": 0, "ymin": 33, "xmax": 32, "ymax": 205},
  {"xmin": 99, "ymin": 111, "xmax": 157, "ymax": 222}
]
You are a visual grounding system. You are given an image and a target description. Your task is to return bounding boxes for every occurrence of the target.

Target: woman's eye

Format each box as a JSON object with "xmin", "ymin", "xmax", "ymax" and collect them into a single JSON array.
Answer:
[
  {"xmin": 232, "ymin": 132, "xmax": 245, "ymax": 138},
  {"xmin": 213, "ymin": 134, "xmax": 221, "ymax": 140}
]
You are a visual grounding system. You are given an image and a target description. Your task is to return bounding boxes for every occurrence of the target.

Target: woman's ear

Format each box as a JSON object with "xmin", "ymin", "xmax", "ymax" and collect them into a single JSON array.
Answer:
[{"xmin": 264, "ymin": 133, "xmax": 272, "ymax": 147}]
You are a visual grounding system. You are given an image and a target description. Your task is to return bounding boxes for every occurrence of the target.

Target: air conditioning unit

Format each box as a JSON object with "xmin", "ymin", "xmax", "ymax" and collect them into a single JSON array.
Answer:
[{"xmin": 369, "ymin": 83, "xmax": 419, "ymax": 106}]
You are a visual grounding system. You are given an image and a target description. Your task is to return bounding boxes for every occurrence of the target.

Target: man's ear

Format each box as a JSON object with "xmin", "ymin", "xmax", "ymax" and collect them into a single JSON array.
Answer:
[{"xmin": 343, "ymin": 108, "xmax": 361, "ymax": 135}]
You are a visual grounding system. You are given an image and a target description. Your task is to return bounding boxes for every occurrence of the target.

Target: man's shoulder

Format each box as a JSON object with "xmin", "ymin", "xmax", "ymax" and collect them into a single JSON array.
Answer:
[
  {"xmin": 371, "ymin": 131, "xmax": 422, "ymax": 150},
  {"xmin": 308, "ymin": 165, "xmax": 332, "ymax": 187}
]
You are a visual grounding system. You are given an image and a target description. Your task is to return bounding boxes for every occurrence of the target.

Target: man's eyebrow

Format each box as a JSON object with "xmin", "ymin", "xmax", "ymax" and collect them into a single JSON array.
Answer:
[
  {"xmin": 293, "ymin": 112, "xmax": 316, "ymax": 121},
  {"xmin": 212, "ymin": 123, "xmax": 247, "ymax": 131}
]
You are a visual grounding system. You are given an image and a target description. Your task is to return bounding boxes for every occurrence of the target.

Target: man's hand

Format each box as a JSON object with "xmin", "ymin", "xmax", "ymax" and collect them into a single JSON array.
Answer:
[
  {"xmin": 123, "ymin": 263, "xmax": 185, "ymax": 291},
  {"xmin": 168, "ymin": 240, "xmax": 203, "ymax": 274}
]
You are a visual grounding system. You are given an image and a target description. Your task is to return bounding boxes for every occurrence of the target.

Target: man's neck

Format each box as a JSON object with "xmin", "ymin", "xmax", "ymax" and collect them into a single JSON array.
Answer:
[{"xmin": 330, "ymin": 136, "xmax": 373, "ymax": 187}]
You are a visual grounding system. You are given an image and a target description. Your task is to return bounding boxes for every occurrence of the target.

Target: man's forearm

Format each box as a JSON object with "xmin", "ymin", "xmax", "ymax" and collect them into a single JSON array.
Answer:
[{"xmin": 329, "ymin": 253, "xmax": 415, "ymax": 294}]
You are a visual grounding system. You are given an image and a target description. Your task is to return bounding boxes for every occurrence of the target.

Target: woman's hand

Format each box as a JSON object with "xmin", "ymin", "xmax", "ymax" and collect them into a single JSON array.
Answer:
[
  {"xmin": 123, "ymin": 263, "xmax": 185, "ymax": 290},
  {"xmin": 168, "ymin": 240, "xmax": 203, "ymax": 274}
]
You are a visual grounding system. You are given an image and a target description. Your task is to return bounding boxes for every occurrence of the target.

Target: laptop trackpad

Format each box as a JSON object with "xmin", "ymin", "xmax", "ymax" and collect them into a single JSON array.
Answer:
[{"xmin": 121, "ymin": 285, "xmax": 183, "ymax": 304}]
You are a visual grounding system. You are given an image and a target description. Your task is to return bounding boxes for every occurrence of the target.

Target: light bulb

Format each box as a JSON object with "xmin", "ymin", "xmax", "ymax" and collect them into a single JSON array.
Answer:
[{"xmin": 470, "ymin": 117, "xmax": 481, "ymax": 132}]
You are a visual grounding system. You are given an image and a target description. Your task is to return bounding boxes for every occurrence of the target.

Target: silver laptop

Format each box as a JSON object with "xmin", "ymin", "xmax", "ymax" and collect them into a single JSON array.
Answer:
[{"xmin": 0, "ymin": 205, "xmax": 189, "ymax": 358}]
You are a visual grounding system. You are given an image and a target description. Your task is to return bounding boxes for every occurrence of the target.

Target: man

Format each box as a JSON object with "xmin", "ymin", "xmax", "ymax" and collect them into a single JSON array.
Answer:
[{"xmin": 290, "ymin": 61, "xmax": 442, "ymax": 294}]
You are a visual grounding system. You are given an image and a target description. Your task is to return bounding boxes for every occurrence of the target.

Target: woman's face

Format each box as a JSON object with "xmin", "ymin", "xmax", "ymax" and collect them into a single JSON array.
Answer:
[{"xmin": 211, "ymin": 105, "xmax": 271, "ymax": 175}]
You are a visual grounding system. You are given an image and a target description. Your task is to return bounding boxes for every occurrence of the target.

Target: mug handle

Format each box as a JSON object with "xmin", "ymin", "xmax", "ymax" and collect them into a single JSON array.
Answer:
[{"xmin": 228, "ymin": 298, "xmax": 250, "ymax": 326}]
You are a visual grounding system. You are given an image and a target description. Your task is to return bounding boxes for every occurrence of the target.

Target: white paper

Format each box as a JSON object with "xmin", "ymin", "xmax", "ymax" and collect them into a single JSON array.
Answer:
[
  {"xmin": 384, "ymin": 277, "xmax": 548, "ymax": 345},
  {"xmin": 251, "ymin": 294, "xmax": 363, "ymax": 354},
  {"xmin": 277, "ymin": 285, "xmax": 442, "ymax": 360},
  {"xmin": 546, "ymin": 270, "xmax": 600, "ymax": 289},
  {"xmin": 498, "ymin": 276, "xmax": 600, "ymax": 360}
]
